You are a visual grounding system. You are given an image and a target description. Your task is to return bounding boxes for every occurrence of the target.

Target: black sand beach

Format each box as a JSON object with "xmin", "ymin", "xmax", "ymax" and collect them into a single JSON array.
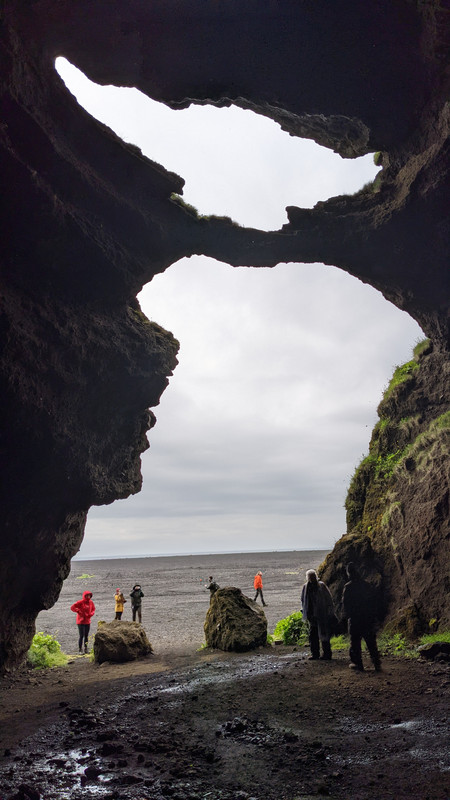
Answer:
[{"xmin": 36, "ymin": 550, "xmax": 328, "ymax": 655}]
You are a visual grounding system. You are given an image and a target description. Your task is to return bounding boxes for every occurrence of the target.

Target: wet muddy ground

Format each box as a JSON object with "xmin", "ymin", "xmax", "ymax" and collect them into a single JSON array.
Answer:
[{"xmin": 0, "ymin": 646, "xmax": 449, "ymax": 800}]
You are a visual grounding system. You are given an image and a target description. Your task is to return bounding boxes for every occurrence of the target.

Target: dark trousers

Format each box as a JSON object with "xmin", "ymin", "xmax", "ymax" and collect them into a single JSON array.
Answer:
[
  {"xmin": 349, "ymin": 625, "xmax": 381, "ymax": 669},
  {"xmin": 254, "ymin": 588, "xmax": 266, "ymax": 606},
  {"xmin": 115, "ymin": 611, "xmax": 122, "ymax": 620},
  {"xmin": 132, "ymin": 605, "xmax": 142, "ymax": 622},
  {"xmin": 309, "ymin": 622, "xmax": 332, "ymax": 660},
  {"xmin": 78, "ymin": 623, "xmax": 90, "ymax": 650}
]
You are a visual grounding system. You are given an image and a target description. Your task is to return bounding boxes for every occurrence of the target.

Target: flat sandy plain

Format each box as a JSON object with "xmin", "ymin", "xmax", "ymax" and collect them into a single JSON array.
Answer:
[{"xmin": 36, "ymin": 549, "xmax": 328, "ymax": 655}]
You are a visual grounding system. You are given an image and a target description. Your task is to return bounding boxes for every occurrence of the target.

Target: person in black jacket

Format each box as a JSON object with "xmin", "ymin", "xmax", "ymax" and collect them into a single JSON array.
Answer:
[
  {"xmin": 130, "ymin": 583, "xmax": 144, "ymax": 623},
  {"xmin": 206, "ymin": 576, "xmax": 219, "ymax": 600},
  {"xmin": 301, "ymin": 569, "xmax": 335, "ymax": 660},
  {"xmin": 342, "ymin": 562, "xmax": 381, "ymax": 672}
]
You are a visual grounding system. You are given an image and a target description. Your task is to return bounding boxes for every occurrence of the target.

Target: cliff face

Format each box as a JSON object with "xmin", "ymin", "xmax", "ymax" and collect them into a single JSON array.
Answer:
[
  {"xmin": 321, "ymin": 342, "xmax": 450, "ymax": 635},
  {"xmin": 1, "ymin": 1, "xmax": 449, "ymax": 668}
]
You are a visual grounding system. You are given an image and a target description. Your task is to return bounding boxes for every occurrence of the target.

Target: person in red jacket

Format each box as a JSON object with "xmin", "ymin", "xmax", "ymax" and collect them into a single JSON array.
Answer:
[
  {"xmin": 253, "ymin": 571, "xmax": 267, "ymax": 606},
  {"xmin": 71, "ymin": 590, "xmax": 95, "ymax": 654}
]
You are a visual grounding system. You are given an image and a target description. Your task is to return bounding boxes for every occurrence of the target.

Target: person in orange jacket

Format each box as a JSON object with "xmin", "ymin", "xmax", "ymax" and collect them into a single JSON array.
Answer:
[
  {"xmin": 71, "ymin": 590, "xmax": 95, "ymax": 653},
  {"xmin": 253, "ymin": 571, "xmax": 267, "ymax": 606}
]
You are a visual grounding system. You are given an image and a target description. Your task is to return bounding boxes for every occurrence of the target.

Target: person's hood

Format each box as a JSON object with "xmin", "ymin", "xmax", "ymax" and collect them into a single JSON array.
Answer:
[
  {"xmin": 116, "ymin": 589, "xmax": 121, "ymax": 594},
  {"xmin": 133, "ymin": 585, "xmax": 141, "ymax": 590},
  {"xmin": 82, "ymin": 591, "xmax": 93, "ymax": 600}
]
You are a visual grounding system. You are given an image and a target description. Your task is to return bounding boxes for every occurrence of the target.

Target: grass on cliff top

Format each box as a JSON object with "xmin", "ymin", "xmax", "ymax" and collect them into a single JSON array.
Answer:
[
  {"xmin": 383, "ymin": 358, "xmax": 419, "ymax": 400},
  {"xmin": 382, "ymin": 338, "xmax": 430, "ymax": 401},
  {"xmin": 169, "ymin": 193, "xmax": 239, "ymax": 226}
]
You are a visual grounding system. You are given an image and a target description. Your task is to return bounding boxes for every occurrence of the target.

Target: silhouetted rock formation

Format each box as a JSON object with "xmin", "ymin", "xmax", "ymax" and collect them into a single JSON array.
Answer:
[
  {"xmin": 204, "ymin": 587, "xmax": 267, "ymax": 651},
  {"xmin": 320, "ymin": 341, "xmax": 450, "ymax": 635},
  {"xmin": 1, "ymin": 1, "xmax": 449, "ymax": 668}
]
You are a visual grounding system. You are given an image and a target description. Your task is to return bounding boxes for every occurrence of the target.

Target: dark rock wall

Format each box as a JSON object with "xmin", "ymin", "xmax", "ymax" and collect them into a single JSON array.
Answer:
[
  {"xmin": 1, "ymin": 1, "xmax": 449, "ymax": 667},
  {"xmin": 320, "ymin": 342, "xmax": 450, "ymax": 635}
]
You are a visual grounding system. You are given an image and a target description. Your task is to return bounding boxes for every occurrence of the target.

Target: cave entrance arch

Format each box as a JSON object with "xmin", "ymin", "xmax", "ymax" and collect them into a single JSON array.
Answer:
[{"xmin": 53, "ymin": 58, "xmax": 424, "ymax": 561}]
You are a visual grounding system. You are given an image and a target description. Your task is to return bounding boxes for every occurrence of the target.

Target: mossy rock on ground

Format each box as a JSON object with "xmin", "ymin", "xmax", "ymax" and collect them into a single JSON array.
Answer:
[
  {"xmin": 204, "ymin": 587, "xmax": 267, "ymax": 652},
  {"xmin": 93, "ymin": 620, "xmax": 152, "ymax": 664}
]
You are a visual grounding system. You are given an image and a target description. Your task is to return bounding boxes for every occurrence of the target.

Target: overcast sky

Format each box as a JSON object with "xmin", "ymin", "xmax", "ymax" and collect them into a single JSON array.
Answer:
[{"xmin": 56, "ymin": 58, "xmax": 423, "ymax": 559}]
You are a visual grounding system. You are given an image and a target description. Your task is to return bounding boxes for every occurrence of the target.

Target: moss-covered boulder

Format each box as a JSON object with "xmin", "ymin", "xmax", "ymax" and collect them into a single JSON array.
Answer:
[
  {"xmin": 204, "ymin": 587, "xmax": 267, "ymax": 651},
  {"xmin": 93, "ymin": 621, "xmax": 152, "ymax": 664}
]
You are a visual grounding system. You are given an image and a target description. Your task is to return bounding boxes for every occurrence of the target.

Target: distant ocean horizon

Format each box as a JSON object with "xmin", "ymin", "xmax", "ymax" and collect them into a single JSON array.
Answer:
[{"xmin": 73, "ymin": 547, "xmax": 329, "ymax": 562}]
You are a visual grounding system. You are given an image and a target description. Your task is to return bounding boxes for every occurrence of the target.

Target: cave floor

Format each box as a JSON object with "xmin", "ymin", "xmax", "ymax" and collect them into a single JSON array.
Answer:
[{"xmin": 0, "ymin": 646, "xmax": 449, "ymax": 800}]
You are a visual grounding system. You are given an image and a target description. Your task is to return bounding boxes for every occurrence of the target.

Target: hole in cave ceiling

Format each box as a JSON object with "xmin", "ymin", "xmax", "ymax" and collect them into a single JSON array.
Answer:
[{"xmin": 55, "ymin": 57, "xmax": 379, "ymax": 231}]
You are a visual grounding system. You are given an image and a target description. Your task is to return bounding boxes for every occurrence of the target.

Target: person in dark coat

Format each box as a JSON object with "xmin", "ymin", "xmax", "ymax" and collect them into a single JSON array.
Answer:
[
  {"xmin": 301, "ymin": 569, "xmax": 335, "ymax": 660},
  {"xmin": 130, "ymin": 583, "xmax": 144, "ymax": 623},
  {"xmin": 206, "ymin": 576, "xmax": 219, "ymax": 599},
  {"xmin": 342, "ymin": 562, "xmax": 381, "ymax": 672}
]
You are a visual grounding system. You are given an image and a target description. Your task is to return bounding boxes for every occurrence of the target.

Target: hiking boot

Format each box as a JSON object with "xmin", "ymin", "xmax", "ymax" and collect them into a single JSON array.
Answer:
[{"xmin": 349, "ymin": 662, "xmax": 364, "ymax": 671}]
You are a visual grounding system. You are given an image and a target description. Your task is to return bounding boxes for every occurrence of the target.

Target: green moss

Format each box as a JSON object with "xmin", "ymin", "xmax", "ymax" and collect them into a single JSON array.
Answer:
[
  {"xmin": 435, "ymin": 409, "xmax": 450, "ymax": 429},
  {"xmin": 27, "ymin": 632, "xmax": 68, "ymax": 669},
  {"xmin": 170, "ymin": 193, "xmax": 201, "ymax": 218},
  {"xmin": 375, "ymin": 418, "xmax": 389, "ymax": 433},
  {"xmin": 413, "ymin": 338, "xmax": 431, "ymax": 358},
  {"xmin": 383, "ymin": 359, "xmax": 419, "ymax": 400},
  {"xmin": 377, "ymin": 631, "xmax": 418, "ymax": 658},
  {"xmin": 419, "ymin": 631, "xmax": 450, "ymax": 645},
  {"xmin": 374, "ymin": 449, "xmax": 405, "ymax": 480},
  {"xmin": 272, "ymin": 611, "xmax": 307, "ymax": 645},
  {"xmin": 330, "ymin": 634, "xmax": 348, "ymax": 651}
]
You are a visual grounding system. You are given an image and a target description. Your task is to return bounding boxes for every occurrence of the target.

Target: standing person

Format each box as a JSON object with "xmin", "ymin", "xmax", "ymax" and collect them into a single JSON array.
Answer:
[
  {"xmin": 114, "ymin": 588, "xmax": 127, "ymax": 620},
  {"xmin": 342, "ymin": 562, "xmax": 381, "ymax": 672},
  {"xmin": 130, "ymin": 583, "xmax": 144, "ymax": 622},
  {"xmin": 71, "ymin": 590, "xmax": 95, "ymax": 654},
  {"xmin": 301, "ymin": 569, "xmax": 334, "ymax": 660},
  {"xmin": 206, "ymin": 576, "xmax": 219, "ymax": 599},
  {"xmin": 253, "ymin": 571, "xmax": 267, "ymax": 606}
]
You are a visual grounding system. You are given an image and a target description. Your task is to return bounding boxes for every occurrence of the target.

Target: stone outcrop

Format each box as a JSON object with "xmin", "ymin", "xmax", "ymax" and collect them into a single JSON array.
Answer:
[
  {"xmin": 320, "ymin": 341, "xmax": 450, "ymax": 636},
  {"xmin": 204, "ymin": 588, "xmax": 267, "ymax": 651},
  {"xmin": 0, "ymin": 1, "xmax": 449, "ymax": 668},
  {"xmin": 418, "ymin": 642, "xmax": 450, "ymax": 662},
  {"xmin": 93, "ymin": 620, "xmax": 152, "ymax": 664}
]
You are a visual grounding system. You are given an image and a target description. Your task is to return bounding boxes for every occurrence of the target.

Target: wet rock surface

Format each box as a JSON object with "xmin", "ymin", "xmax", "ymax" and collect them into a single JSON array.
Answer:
[{"xmin": 0, "ymin": 647, "xmax": 448, "ymax": 799}]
